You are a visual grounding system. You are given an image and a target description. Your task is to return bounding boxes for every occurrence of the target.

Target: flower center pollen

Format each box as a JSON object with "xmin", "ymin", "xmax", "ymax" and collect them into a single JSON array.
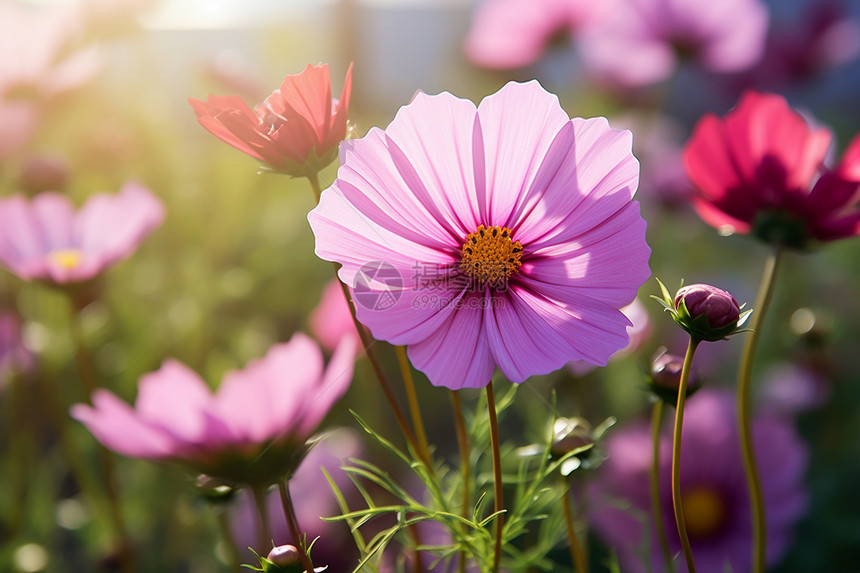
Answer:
[
  {"xmin": 459, "ymin": 225, "xmax": 523, "ymax": 287},
  {"xmin": 682, "ymin": 486, "xmax": 728, "ymax": 540},
  {"xmin": 49, "ymin": 249, "xmax": 83, "ymax": 270}
]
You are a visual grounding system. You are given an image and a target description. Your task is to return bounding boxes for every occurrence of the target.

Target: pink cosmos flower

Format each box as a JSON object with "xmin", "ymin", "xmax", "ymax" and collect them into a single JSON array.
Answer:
[
  {"xmin": 189, "ymin": 63, "xmax": 353, "ymax": 177},
  {"xmin": 464, "ymin": 0, "xmax": 609, "ymax": 69},
  {"xmin": 577, "ymin": 0, "xmax": 768, "ymax": 86},
  {"xmin": 71, "ymin": 333, "xmax": 356, "ymax": 485},
  {"xmin": 309, "ymin": 80, "xmax": 651, "ymax": 390},
  {"xmin": 683, "ymin": 91, "xmax": 860, "ymax": 247},
  {"xmin": 0, "ymin": 183, "xmax": 164, "ymax": 284},
  {"xmin": 589, "ymin": 389, "xmax": 807, "ymax": 573}
]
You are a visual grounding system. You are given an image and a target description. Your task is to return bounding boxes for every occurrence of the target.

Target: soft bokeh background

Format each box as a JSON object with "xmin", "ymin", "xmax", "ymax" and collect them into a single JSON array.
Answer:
[{"xmin": 3, "ymin": 0, "xmax": 860, "ymax": 571}]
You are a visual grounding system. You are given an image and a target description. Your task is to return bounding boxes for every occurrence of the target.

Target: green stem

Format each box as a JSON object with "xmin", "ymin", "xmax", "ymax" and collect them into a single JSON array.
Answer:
[
  {"xmin": 307, "ymin": 172, "xmax": 324, "ymax": 204},
  {"xmin": 562, "ymin": 488, "xmax": 588, "ymax": 573},
  {"xmin": 449, "ymin": 390, "xmax": 470, "ymax": 573},
  {"xmin": 396, "ymin": 345, "xmax": 434, "ymax": 473},
  {"xmin": 251, "ymin": 485, "xmax": 273, "ymax": 553},
  {"xmin": 738, "ymin": 247, "xmax": 782, "ymax": 573},
  {"xmin": 671, "ymin": 337, "xmax": 700, "ymax": 573},
  {"xmin": 650, "ymin": 400, "xmax": 675, "ymax": 573},
  {"xmin": 278, "ymin": 479, "xmax": 315, "ymax": 572},
  {"xmin": 486, "ymin": 383, "xmax": 503, "ymax": 573},
  {"xmin": 216, "ymin": 509, "xmax": 243, "ymax": 573},
  {"xmin": 66, "ymin": 298, "xmax": 135, "ymax": 573}
]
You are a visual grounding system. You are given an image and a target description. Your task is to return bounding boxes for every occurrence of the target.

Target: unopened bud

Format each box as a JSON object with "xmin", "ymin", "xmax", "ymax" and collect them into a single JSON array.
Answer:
[
  {"xmin": 267, "ymin": 545, "xmax": 300, "ymax": 567},
  {"xmin": 648, "ymin": 348, "xmax": 702, "ymax": 404},
  {"xmin": 675, "ymin": 284, "xmax": 740, "ymax": 329}
]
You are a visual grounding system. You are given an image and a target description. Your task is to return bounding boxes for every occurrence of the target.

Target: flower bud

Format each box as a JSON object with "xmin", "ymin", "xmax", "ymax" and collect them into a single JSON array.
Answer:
[
  {"xmin": 267, "ymin": 545, "xmax": 300, "ymax": 567},
  {"xmin": 675, "ymin": 284, "xmax": 740, "ymax": 329},
  {"xmin": 653, "ymin": 279, "xmax": 751, "ymax": 342},
  {"xmin": 647, "ymin": 348, "xmax": 702, "ymax": 405}
]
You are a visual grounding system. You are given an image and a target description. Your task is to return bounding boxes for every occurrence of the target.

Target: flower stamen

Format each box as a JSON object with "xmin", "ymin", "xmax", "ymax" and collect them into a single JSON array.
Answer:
[
  {"xmin": 459, "ymin": 225, "xmax": 523, "ymax": 287},
  {"xmin": 49, "ymin": 249, "xmax": 83, "ymax": 270}
]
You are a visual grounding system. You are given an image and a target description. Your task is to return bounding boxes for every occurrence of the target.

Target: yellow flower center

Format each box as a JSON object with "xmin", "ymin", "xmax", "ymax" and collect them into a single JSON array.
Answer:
[
  {"xmin": 459, "ymin": 225, "xmax": 523, "ymax": 287},
  {"xmin": 49, "ymin": 249, "xmax": 83, "ymax": 270},
  {"xmin": 682, "ymin": 486, "xmax": 727, "ymax": 540}
]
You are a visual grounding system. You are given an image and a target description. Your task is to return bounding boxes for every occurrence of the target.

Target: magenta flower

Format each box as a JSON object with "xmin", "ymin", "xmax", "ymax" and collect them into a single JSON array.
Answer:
[
  {"xmin": 464, "ymin": 0, "xmax": 608, "ymax": 69},
  {"xmin": 578, "ymin": 0, "xmax": 768, "ymax": 86},
  {"xmin": 589, "ymin": 389, "xmax": 808, "ymax": 573},
  {"xmin": 0, "ymin": 183, "xmax": 164, "ymax": 285},
  {"xmin": 309, "ymin": 80, "xmax": 651, "ymax": 390},
  {"xmin": 71, "ymin": 334, "xmax": 356, "ymax": 485},
  {"xmin": 684, "ymin": 91, "xmax": 860, "ymax": 247}
]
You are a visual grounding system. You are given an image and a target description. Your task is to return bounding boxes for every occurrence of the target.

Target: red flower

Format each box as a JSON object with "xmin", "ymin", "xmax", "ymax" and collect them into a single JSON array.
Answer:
[
  {"xmin": 683, "ymin": 90, "xmax": 860, "ymax": 247},
  {"xmin": 189, "ymin": 63, "xmax": 352, "ymax": 177}
]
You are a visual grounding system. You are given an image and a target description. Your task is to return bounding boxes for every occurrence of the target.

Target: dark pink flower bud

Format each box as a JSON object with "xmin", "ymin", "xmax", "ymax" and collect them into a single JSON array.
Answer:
[
  {"xmin": 653, "ymin": 278, "xmax": 750, "ymax": 343},
  {"xmin": 648, "ymin": 348, "xmax": 702, "ymax": 404},
  {"xmin": 675, "ymin": 284, "xmax": 740, "ymax": 329}
]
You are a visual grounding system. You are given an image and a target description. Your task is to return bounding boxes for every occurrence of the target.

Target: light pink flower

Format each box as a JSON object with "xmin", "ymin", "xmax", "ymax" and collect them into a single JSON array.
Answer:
[
  {"xmin": 309, "ymin": 279, "xmax": 361, "ymax": 354},
  {"xmin": 464, "ymin": 0, "xmax": 610, "ymax": 69},
  {"xmin": 0, "ymin": 2, "xmax": 102, "ymax": 98},
  {"xmin": 309, "ymin": 80, "xmax": 651, "ymax": 390},
  {"xmin": 71, "ymin": 334, "xmax": 356, "ymax": 485},
  {"xmin": 578, "ymin": 0, "xmax": 768, "ymax": 86},
  {"xmin": 0, "ymin": 183, "xmax": 165, "ymax": 284}
]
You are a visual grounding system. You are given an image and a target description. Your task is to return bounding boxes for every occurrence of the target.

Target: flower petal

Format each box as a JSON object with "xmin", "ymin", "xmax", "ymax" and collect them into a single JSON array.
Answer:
[{"xmin": 406, "ymin": 292, "xmax": 495, "ymax": 389}]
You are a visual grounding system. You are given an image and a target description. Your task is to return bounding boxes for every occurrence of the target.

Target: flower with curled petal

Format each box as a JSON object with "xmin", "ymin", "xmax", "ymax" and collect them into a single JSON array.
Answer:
[{"xmin": 189, "ymin": 63, "xmax": 352, "ymax": 177}]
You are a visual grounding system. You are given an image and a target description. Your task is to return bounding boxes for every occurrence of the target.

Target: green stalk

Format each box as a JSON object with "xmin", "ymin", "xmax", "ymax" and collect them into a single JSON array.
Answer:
[
  {"xmin": 306, "ymin": 172, "xmax": 426, "ymax": 469},
  {"xmin": 737, "ymin": 248, "xmax": 782, "ymax": 573},
  {"xmin": 562, "ymin": 488, "xmax": 588, "ymax": 573},
  {"xmin": 650, "ymin": 400, "xmax": 675, "ymax": 572},
  {"xmin": 278, "ymin": 478, "xmax": 315, "ymax": 572},
  {"xmin": 671, "ymin": 337, "xmax": 699, "ymax": 573},
  {"xmin": 450, "ymin": 390, "xmax": 470, "ymax": 573},
  {"xmin": 486, "ymin": 382, "xmax": 503, "ymax": 573}
]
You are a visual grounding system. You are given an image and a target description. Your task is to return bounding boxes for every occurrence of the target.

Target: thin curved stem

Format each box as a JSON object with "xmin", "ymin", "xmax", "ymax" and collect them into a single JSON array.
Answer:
[
  {"xmin": 650, "ymin": 400, "xmax": 675, "ymax": 573},
  {"xmin": 562, "ymin": 488, "xmax": 588, "ymax": 573},
  {"xmin": 486, "ymin": 383, "xmax": 503, "ymax": 573},
  {"xmin": 450, "ymin": 390, "xmax": 470, "ymax": 573},
  {"xmin": 308, "ymin": 170, "xmax": 425, "ymax": 468},
  {"xmin": 738, "ymin": 247, "xmax": 782, "ymax": 573},
  {"xmin": 332, "ymin": 273, "xmax": 424, "ymax": 464},
  {"xmin": 671, "ymin": 337, "xmax": 699, "ymax": 573},
  {"xmin": 278, "ymin": 479, "xmax": 315, "ymax": 572},
  {"xmin": 396, "ymin": 345, "xmax": 433, "ymax": 470}
]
